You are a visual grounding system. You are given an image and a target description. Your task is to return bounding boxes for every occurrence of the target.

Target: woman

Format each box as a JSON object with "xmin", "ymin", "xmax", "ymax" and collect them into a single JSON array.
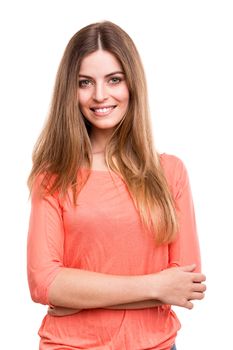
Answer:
[{"xmin": 27, "ymin": 21, "xmax": 206, "ymax": 350}]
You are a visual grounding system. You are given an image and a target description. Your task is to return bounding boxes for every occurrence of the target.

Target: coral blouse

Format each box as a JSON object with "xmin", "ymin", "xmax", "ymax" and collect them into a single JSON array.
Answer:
[{"xmin": 27, "ymin": 153, "xmax": 201, "ymax": 350}]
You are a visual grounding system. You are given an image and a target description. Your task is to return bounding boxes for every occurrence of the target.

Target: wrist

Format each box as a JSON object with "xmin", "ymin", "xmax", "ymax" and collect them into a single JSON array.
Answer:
[{"xmin": 141, "ymin": 273, "xmax": 161, "ymax": 301}]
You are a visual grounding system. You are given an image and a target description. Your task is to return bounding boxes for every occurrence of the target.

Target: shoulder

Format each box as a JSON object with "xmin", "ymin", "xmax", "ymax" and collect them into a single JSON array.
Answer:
[
  {"xmin": 159, "ymin": 152, "xmax": 185, "ymax": 174},
  {"xmin": 159, "ymin": 152, "xmax": 190, "ymax": 197},
  {"xmin": 30, "ymin": 173, "xmax": 60, "ymax": 201}
]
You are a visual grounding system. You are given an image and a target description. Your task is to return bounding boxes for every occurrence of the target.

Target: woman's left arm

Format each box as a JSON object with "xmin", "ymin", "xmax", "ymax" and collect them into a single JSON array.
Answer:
[
  {"xmin": 169, "ymin": 157, "xmax": 201, "ymax": 272},
  {"xmin": 47, "ymin": 300, "xmax": 162, "ymax": 316}
]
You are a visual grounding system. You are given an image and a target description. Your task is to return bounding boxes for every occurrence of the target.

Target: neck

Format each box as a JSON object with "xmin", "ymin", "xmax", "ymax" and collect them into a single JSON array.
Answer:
[
  {"xmin": 90, "ymin": 128, "xmax": 113, "ymax": 153},
  {"xmin": 92, "ymin": 150, "xmax": 105, "ymax": 154}
]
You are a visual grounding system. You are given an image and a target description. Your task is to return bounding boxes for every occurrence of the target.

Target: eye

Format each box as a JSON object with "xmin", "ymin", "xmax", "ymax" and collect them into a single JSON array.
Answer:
[
  {"xmin": 79, "ymin": 79, "xmax": 93, "ymax": 88},
  {"xmin": 109, "ymin": 76, "xmax": 122, "ymax": 84}
]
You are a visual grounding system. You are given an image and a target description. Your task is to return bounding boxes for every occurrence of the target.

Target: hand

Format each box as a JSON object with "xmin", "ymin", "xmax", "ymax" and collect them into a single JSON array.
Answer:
[
  {"xmin": 155, "ymin": 264, "xmax": 206, "ymax": 309},
  {"xmin": 47, "ymin": 306, "xmax": 82, "ymax": 317}
]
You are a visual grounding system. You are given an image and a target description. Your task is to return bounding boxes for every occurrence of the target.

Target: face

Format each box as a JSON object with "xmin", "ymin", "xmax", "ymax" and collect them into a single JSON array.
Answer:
[{"xmin": 77, "ymin": 50, "xmax": 129, "ymax": 137}]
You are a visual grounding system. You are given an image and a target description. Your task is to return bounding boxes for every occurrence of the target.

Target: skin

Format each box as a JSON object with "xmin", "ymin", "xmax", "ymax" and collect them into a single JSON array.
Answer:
[
  {"xmin": 48, "ymin": 264, "xmax": 206, "ymax": 316},
  {"xmin": 47, "ymin": 50, "xmax": 206, "ymax": 316}
]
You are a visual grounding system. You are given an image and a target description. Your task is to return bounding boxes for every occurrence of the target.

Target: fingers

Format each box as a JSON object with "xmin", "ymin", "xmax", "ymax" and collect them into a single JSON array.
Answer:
[
  {"xmin": 191, "ymin": 291, "xmax": 205, "ymax": 300},
  {"xmin": 184, "ymin": 300, "xmax": 194, "ymax": 310},
  {"xmin": 193, "ymin": 273, "xmax": 206, "ymax": 283},
  {"xmin": 47, "ymin": 307, "xmax": 57, "ymax": 316},
  {"xmin": 47, "ymin": 306, "xmax": 81, "ymax": 317},
  {"xmin": 179, "ymin": 265, "xmax": 206, "ymax": 284},
  {"xmin": 157, "ymin": 265, "xmax": 206, "ymax": 310},
  {"xmin": 179, "ymin": 264, "xmax": 196, "ymax": 272},
  {"xmin": 192, "ymin": 282, "xmax": 206, "ymax": 293}
]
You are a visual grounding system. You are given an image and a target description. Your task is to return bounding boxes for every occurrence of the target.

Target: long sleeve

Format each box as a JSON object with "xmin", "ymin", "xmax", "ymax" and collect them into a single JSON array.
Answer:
[
  {"xmin": 27, "ymin": 175, "xmax": 64, "ymax": 305},
  {"xmin": 168, "ymin": 157, "xmax": 201, "ymax": 272},
  {"xmin": 27, "ymin": 162, "xmax": 184, "ymax": 349}
]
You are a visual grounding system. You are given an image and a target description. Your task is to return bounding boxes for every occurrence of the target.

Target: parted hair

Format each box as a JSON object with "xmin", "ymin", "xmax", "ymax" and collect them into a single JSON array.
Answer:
[{"xmin": 28, "ymin": 21, "xmax": 178, "ymax": 244}]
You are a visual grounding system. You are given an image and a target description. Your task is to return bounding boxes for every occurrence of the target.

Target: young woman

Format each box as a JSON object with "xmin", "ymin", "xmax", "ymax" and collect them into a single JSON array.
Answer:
[{"xmin": 27, "ymin": 21, "xmax": 206, "ymax": 350}]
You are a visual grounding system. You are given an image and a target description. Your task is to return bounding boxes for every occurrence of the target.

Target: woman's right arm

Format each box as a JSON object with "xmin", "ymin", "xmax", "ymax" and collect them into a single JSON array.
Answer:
[
  {"xmin": 49, "ymin": 265, "xmax": 205, "ymax": 309},
  {"xmin": 48, "ymin": 264, "xmax": 205, "ymax": 310},
  {"xmin": 27, "ymin": 176, "xmax": 206, "ymax": 311}
]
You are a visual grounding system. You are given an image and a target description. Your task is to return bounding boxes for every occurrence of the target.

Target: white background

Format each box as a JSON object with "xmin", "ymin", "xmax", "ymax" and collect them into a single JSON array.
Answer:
[{"xmin": 0, "ymin": 0, "xmax": 232, "ymax": 348}]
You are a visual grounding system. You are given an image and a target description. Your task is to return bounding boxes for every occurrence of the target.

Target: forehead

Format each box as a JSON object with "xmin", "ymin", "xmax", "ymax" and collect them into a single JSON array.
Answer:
[{"xmin": 79, "ymin": 50, "xmax": 123, "ymax": 77}]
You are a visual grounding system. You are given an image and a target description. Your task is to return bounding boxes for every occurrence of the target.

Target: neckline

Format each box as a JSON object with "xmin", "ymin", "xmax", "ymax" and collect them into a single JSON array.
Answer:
[
  {"xmin": 80, "ymin": 153, "xmax": 165, "ymax": 174},
  {"xmin": 80, "ymin": 167, "xmax": 116, "ymax": 174},
  {"xmin": 90, "ymin": 169, "xmax": 113, "ymax": 173}
]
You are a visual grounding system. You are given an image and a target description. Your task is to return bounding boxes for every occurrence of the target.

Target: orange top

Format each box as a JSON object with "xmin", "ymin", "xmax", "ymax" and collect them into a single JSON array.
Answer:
[{"xmin": 27, "ymin": 153, "xmax": 201, "ymax": 350}]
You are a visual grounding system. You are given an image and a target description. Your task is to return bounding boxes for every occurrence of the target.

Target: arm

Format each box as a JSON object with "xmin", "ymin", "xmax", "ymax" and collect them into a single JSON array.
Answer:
[
  {"xmin": 107, "ymin": 300, "xmax": 162, "ymax": 309},
  {"xmin": 47, "ymin": 300, "xmax": 162, "ymax": 317},
  {"xmin": 27, "ymin": 175, "xmax": 205, "ymax": 312},
  {"xmin": 48, "ymin": 263, "xmax": 204, "ymax": 310},
  {"xmin": 27, "ymin": 175, "xmax": 64, "ymax": 305},
  {"xmin": 168, "ymin": 157, "xmax": 202, "ymax": 272}
]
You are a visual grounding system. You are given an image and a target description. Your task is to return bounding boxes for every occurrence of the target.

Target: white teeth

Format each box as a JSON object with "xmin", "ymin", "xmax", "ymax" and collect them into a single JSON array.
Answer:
[{"xmin": 94, "ymin": 107, "xmax": 114, "ymax": 112}]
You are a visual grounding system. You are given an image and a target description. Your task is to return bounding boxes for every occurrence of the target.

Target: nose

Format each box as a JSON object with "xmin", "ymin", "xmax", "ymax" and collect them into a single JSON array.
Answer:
[{"xmin": 93, "ymin": 82, "xmax": 108, "ymax": 102}]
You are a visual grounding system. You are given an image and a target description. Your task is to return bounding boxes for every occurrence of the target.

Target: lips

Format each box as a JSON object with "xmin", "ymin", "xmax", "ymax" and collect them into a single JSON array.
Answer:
[{"xmin": 90, "ymin": 105, "xmax": 116, "ymax": 116}]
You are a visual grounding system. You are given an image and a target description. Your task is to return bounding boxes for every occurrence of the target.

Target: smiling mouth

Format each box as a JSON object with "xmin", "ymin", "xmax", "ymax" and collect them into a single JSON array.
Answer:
[
  {"xmin": 90, "ymin": 106, "xmax": 116, "ymax": 113},
  {"xmin": 90, "ymin": 106, "xmax": 117, "ymax": 116}
]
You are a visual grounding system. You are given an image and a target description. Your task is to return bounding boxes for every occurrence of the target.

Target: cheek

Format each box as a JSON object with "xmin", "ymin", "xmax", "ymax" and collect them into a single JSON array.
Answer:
[
  {"xmin": 114, "ymin": 86, "xmax": 129, "ymax": 103},
  {"xmin": 78, "ymin": 91, "xmax": 89, "ymax": 110}
]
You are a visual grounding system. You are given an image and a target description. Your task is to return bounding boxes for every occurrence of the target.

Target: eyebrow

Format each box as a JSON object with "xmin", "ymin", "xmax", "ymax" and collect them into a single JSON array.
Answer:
[{"xmin": 78, "ymin": 71, "xmax": 125, "ymax": 79}]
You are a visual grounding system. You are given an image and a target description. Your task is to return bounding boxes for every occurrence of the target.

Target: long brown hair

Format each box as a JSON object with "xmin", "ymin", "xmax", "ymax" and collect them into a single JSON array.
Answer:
[{"xmin": 28, "ymin": 21, "xmax": 178, "ymax": 244}]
